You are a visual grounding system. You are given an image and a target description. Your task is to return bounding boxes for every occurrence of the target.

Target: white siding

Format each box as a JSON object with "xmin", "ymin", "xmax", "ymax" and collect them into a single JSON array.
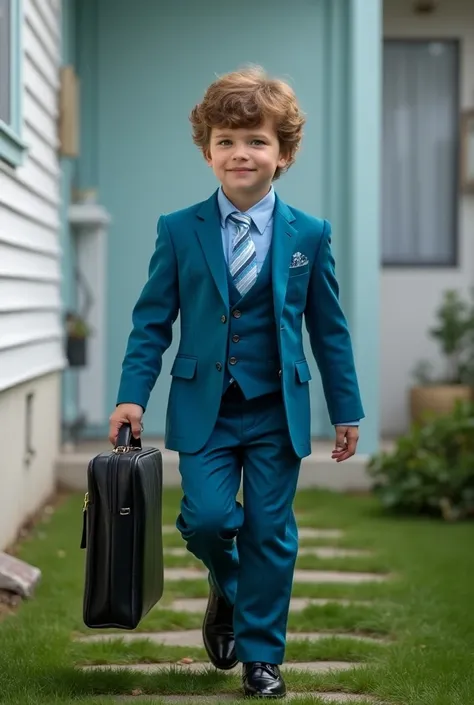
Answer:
[
  {"xmin": 0, "ymin": 0, "xmax": 64, "ymax": 548},
  {"xmin": 0, "ymin": 0, "xmax": 65, "ymax": 393}
]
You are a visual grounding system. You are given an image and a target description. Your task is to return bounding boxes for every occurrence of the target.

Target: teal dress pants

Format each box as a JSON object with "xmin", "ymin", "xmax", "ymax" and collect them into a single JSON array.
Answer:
[{"xmin": 176, "ymin": 387, "xmax": 302, "ymax": 665}]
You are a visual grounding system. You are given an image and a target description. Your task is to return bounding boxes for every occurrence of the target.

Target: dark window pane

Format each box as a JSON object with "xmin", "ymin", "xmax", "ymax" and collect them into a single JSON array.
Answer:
[{"xmin": 382, "ymin": 40, "xmax": 458, "ymax": 266}]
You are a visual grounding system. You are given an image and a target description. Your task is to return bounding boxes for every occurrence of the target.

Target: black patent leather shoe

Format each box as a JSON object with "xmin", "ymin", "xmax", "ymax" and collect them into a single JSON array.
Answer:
[
  {"xmin": 202, "ymin": 584, "xmax": 237, "ymax": 670},
  {"xmin": 242, "ymin": 662, "xmax": 286, "ymax": 698}
]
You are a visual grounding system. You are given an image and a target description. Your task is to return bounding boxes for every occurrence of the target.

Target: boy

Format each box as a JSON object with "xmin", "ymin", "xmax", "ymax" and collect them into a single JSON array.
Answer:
[{"xmin": 109, "ymin": 66, "xmax": 364, "ymax": 698}]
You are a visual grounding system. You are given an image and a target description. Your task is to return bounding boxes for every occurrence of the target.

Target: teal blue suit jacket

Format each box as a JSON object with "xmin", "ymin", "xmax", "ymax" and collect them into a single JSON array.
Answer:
[{"xmin": 117, "ymin": 191, "xmax": 364, "ymax": 458}]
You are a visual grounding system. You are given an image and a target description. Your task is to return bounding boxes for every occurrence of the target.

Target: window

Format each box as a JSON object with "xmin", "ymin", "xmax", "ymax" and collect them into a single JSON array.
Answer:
[
  {"xmin": 0, "ymin": 0, "xmax": 10, "ymax": 122},
  {"xmin": 0, "ymin": 0, "xmax": 27, "ymax": 166},
  {"xmin": 382, "ymin": 40, "xmax": 459, "ymax": 266}
]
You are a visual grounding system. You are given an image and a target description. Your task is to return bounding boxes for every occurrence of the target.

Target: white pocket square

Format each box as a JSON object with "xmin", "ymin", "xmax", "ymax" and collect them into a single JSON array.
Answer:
[{"xmin": 290, "ymin": 252, "xmax": 309, "ymax": 268}]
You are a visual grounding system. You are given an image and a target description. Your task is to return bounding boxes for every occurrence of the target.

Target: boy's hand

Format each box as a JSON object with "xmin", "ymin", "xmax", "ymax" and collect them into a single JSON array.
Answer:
[
  {"xmin": 108, "ymin": 403, "xmax": 144, "ymax": 445},
  {"xmin": 331, "ymin": 426, "xmax": 359, "ymax": 462}
]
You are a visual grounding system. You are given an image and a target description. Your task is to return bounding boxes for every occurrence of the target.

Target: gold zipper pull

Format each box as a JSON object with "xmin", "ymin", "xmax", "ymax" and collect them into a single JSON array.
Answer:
[{"xmin": 81, "ymin": 492, "xmax": 89, "ymax": 549}]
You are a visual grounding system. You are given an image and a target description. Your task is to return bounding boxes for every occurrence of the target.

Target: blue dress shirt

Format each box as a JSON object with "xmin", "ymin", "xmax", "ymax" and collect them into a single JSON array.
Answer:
[
  {"xmin": 217, "ymin": 186, "xmax": 274, "ymax": 273},
  {"xmin": 216, "ymin": 186, "xmax": 359, "ymax": 429}
]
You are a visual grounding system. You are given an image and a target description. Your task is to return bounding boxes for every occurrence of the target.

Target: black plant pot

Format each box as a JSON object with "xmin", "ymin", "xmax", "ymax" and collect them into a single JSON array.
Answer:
[{"xmin": 66, "ymin": 336, "xmax": 87, "ymax": 367}]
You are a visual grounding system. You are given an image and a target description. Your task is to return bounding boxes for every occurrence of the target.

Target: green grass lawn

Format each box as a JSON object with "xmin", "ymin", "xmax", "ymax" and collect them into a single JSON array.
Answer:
[{"xmin": 0, "ymin": 488, "xmax": 473, "ymax": 704}]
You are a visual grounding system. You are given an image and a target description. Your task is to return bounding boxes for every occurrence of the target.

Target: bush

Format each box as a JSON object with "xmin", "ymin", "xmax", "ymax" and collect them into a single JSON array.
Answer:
[{"xmin": 368, "ymin": 401, "xmax": 474, "ymax": 521}]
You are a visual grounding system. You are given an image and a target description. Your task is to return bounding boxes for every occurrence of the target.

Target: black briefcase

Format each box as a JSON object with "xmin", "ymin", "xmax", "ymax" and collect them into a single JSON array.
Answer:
[{"xmin": 81, "ymin": 424, "xmax": 164, "ymax": 629}]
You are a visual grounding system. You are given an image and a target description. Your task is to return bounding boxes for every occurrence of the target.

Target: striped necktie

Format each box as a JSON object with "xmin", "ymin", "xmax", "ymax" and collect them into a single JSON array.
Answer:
[{"xmin": 228, "ymin": 213, "xmax": 257, "ymax": 296}]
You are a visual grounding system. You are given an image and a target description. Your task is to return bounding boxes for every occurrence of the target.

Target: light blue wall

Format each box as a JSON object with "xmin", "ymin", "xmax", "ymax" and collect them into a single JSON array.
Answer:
[{"xmin": 75, "ymin": 0, "xmax": 381, "ymax": 450}]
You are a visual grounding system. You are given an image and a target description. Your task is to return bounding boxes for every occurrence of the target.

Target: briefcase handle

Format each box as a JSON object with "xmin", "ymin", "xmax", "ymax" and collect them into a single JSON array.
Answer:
[{"xmin": 114, "ymin": 423, "xmax": 142, "ymax": 453}]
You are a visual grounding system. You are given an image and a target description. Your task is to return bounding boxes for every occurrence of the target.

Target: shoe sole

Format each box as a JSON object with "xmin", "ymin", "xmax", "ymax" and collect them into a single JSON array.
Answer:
[
  {"xmin": 243, "ymin": 692, "xmax": 287, "ymax": 699},
  {"xmin": 202, "ymin": 595, "xmax": 238, "ymax": 671}
]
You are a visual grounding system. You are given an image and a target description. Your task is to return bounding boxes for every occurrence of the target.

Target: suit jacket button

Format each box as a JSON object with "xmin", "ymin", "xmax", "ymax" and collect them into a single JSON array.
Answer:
[
  {"xmin": 221, "ymin": 315, "xmax": 227, "ymax": 323},
  {"xmin": 232, "ymin": 310, "xmax": 241, "ymax": 319},
  {"xmin": 229, "ymin": 357, "xmax": 237, "ymax": 365},
  {"xmin": 232, "ymin": 334, "xmax": 240, "ymax": 343},
  {"xmin": 216, "ymin": 362, "xmax": 222, "ymax": 371},
  {"xmin": 278, "ymin": 369, "xmax": 282, "ymax": 378}
]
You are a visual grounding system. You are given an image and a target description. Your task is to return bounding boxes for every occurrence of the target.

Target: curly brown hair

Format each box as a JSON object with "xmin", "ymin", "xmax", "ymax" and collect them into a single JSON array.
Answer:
[{"xmin": 190, "ymin": 66, "xmax": 305, "ymax": 180}]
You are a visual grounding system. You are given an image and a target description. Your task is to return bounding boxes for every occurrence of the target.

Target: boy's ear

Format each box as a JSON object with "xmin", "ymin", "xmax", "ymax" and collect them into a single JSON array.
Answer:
[
  {"xmin": 204, "ymin": 146, "xmax": 212, "ymax": 166},
  {"xmin": 277, "ymin": 148, "xmax": 290, "ymax": 169}
]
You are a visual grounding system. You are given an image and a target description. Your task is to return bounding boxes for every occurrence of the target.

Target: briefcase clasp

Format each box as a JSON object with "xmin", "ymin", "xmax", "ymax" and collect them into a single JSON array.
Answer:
[{"xmin": 113, "ymin": 446, "xmax": 140, "ymax": 454}]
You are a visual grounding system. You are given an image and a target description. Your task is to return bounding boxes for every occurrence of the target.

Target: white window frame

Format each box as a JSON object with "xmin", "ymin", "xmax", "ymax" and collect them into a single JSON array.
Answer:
[{"xmin": 0, "ymin": 0, "xmax": 27, "ymax": 167}]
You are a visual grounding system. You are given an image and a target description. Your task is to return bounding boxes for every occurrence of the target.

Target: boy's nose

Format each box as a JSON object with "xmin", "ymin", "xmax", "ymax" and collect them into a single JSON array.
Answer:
[{"xmin": 232, "ymin": 145, "xmax": 249, "ymax": 160}]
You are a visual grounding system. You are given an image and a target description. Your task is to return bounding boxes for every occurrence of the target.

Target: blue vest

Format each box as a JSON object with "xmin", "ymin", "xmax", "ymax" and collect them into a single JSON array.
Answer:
[{"xmin": 224, "ymin": 247, "xmax": 282, "ymax": 399}]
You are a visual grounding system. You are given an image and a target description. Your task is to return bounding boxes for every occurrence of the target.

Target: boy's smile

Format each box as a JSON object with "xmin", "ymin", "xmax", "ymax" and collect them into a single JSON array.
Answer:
[{"xmin": 206, "ymin": 119, "xmax": 288, "ymax": 210}]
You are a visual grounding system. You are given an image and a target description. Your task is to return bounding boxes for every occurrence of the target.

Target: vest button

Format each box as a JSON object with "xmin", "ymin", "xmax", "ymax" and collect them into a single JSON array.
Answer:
[
  {"xmin": 215, "ymin": 362, "xmax": 222, "ymax": 371},
  {"xmin": 278, "ymin": 369, "xmax": 282, "ymax": 378},
  {"xmin": 221, "ymin": 315, "xmax": 227, "ymax": 323},
  {"xmin": 229, "ymin": 357, "xmax": 237, "ymax": 365},
  {"xmin": 232, "ymin": 310, "xmax": 242, "ymax": 319},
  {"xmin": 232, "ymin": 334, "xmax": 240, "ymax": 343}
]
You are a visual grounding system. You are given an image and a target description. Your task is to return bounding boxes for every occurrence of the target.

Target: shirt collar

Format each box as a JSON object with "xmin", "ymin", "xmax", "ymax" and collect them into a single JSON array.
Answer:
[{"xmin": 217, "ymin": 186, "xmax": 275, "ymax": 235}]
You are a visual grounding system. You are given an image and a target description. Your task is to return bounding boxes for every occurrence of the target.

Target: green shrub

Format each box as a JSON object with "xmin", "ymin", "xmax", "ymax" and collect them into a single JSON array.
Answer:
[
  {"xmin": 368, "ymin": 401, "xmax": 474, "ymax": 521},
  {"xmin": 413, "ymin": 288, "xmax": 474, "ymax": 385}
]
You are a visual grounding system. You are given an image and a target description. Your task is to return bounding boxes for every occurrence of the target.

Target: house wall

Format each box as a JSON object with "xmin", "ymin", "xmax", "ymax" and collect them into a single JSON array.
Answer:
[
  {"xmin": 0, "ymin": 0, "xmax": 64, "ymax": 548},
  {"xmin": 381, "ymin": 0, "xmax": 474, "ymax": 435},
  {"xmin": 73, "ymin": 0, "xmax": 382, "ymax": 454},
  {"xmin": 0, "ymin": 373, "xmax": 61, "ymax": 548}
]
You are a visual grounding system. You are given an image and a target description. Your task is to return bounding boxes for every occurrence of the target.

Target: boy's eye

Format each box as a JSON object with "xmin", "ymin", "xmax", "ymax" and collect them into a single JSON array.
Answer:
[
  {"xmin": 251, "ymin": 139, "xmax": 266, "ymax": 146},
  {"xmin": 218, "ymin": 140, "xmax": 232, "ymax": 146}
]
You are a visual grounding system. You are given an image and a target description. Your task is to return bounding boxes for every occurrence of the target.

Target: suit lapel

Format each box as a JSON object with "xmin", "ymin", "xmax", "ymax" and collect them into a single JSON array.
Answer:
[
  {"xmin": 195, "ymin": 191, "xmax": 229, "ymax": 309},
  {"xmin": 272, "ymin": 196, "xmax": 298, "ymax": 323}
]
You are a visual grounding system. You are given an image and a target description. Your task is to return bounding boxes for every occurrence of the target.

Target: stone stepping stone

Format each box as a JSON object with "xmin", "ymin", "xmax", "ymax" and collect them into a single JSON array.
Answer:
[
  {"xmin": 300, "ymin": 528, "xmax": 345, "ymax": 539},
  {"xmin": 76, "ymin": 630, "xmax": 385, "ymax": 646},
  {"xmin": 162, "ymin": 526, "xmax": 344, "ymax": 540},
  {"xmin": 162, "ymin": 525, "xmax": 178, "ymax": 535},
  {"xmin": 163, "ymin": 569, "xmax": 388, "ymax": 584},
  {"xmin": 164, "ymin": 547, "xmax": 370, "ymax": 559},
  {"xmin": 298, "ymin": 547, "xmax": 372, "ymax": 558},
  {"xmin": 159, "ymin": 597, "xmax": 372, "ymax": 613},
  {"xmin": 112, "ymin": 693, "xmax": 378, "ymax": 703},
  {"xmin": 81, "ymin": 660, "xmax": 358, "ymax": 674}
]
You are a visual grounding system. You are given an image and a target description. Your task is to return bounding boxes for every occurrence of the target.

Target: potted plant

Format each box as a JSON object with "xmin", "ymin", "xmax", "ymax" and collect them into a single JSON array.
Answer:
[
  {"xmin": 65, "ymin": 311, "xmax": 90, "ymax": 367},
  {"xmin": 410, "ymin": 289, "xmax": 474, "ymax": 424}
]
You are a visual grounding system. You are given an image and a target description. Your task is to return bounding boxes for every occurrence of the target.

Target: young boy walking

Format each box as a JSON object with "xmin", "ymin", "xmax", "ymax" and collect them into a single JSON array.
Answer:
[{"xmin": 109, "ymin": 66, "xmax": 364, "ymax": 698}]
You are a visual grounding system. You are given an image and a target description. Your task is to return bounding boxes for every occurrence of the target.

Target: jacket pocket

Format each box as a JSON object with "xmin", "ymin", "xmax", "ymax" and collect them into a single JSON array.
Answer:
[
  {"xmin": 289, "ymin": 263, "xmax": 310, "ymax": 278},
  {"xmin": 295, "ymin": 359, "xmax": 312, "ymax": 383},
  {"xmin": 171, "ymin": 355, "xmax": 198, "ymax": 379}
]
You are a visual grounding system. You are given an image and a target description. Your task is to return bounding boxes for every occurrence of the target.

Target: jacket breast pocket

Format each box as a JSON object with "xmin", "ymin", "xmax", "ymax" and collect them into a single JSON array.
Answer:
[
  {"xmin": 286, "ymin": 266, "xmax": 310, "ymax": 307},
  {"xmin": 171, "ymin": 355, "xmax": 197, "ymax": 379},
  {"xmin": 289, "ymin": 263, "xmax": 310, "ymax": 278}
]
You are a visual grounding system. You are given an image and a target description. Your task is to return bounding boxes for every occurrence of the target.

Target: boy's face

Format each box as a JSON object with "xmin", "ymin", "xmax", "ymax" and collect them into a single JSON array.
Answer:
[{"xmin": 206, "ymin": 119, "xmax": 288, "ymax": 204}]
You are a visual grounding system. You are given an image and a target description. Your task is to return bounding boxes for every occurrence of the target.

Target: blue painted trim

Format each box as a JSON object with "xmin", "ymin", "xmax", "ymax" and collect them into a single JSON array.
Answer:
[
  {"xmin": 317, "ymin": 0, "xmax": 351, "ymax": 439},
  {"xmin": 0, "ymin": 0, "xmax": 27, "ymax": 166},
  {"xmin": 0, "ymin": 119, "xmax": 27, "ymax": 166},
  {"xmin": 75, "ymin": 0, "xmax": 99, "ymax": 191},
  {"xmin": 347, "ymin": 0, "xmax": 382, "ymax": 455}
]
